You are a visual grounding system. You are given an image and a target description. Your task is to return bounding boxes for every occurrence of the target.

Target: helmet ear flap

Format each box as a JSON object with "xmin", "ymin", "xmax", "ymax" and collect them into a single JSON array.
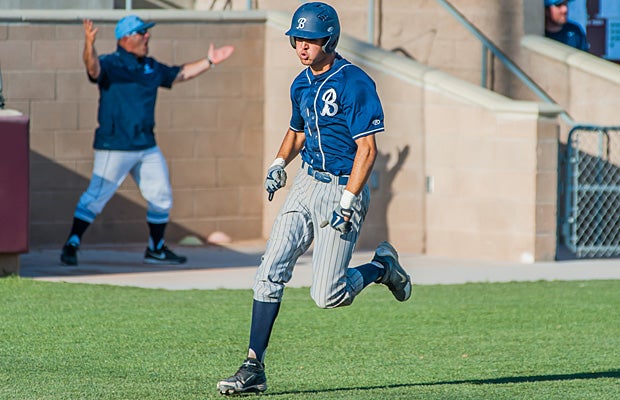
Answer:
[
  {"xmin": 289, "ymin": 35, "xmax": 296, "ymax": 49},
  {"xmin": 322, "ymin": 35, "xmax": 338, "ymax": 53}
]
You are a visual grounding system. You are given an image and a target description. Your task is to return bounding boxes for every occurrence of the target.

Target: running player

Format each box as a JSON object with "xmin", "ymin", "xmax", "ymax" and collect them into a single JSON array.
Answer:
[
  {"xmin": 60, "ymin": 15, "xmax": 234, "ymax": 266},
  {"xmin": 217, "ymin": 2, "xmax": 412, "ymax": 395}
]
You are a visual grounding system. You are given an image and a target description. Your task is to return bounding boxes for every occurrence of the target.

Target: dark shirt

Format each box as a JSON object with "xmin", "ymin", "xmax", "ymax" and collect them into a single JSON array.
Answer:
[
  {"xmin": 92, "ymin": 46, "xmax": 181, "ymax": 151},
  {"xmin": 546, "ymin": 20, "xmax": 589, "ymax": 52}
]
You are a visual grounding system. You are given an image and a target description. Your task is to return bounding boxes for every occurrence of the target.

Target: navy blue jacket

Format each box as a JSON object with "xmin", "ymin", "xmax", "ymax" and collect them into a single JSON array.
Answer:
[
  {"xmin": 546, "ymin": 20, "xmax": 589, "ymax": 52},
  {"xmin": 91, "ymin": 46, "xmax": 180, "ymax": 150}
]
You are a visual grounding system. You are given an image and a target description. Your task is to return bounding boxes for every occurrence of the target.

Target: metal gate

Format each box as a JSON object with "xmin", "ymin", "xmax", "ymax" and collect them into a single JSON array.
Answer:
[{"xmin": 561, "ymin": 125, "xmax": 620, "ymax": 258}]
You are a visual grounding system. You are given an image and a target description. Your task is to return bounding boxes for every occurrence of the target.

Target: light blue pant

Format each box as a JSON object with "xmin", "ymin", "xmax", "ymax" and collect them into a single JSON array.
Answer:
[{"xmin": 74, "ymin": 146, "xmax": 172, "ymax": 224}]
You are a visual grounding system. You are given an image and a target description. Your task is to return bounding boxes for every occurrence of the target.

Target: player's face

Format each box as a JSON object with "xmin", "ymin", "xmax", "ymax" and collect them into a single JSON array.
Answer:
[
  {"xmin": 546, "ymin": 2, "xmax": 569, "ymax": 26},
  {"xmin": 294, "ymin": 37, "xmax": 332, "ymax": 73},
  {"xmin": 120, "ymin": 30, "xmax": 151, "ymax": 58}
]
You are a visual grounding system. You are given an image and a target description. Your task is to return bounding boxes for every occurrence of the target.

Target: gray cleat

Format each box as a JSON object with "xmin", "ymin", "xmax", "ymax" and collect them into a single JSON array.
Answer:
[
  {"xmin": 373, "ymin": 241, "xmax": 412, "ymax": 301},
  {"xmin": 217, "ymin": 358, "xmax": 267, "ymax": 395}
]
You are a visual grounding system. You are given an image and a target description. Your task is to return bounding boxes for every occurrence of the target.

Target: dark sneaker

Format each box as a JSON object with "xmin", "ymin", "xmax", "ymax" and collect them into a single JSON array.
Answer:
[
  {"xmin": 374, "ymin": 241, "xmax": 412, "ymax": 302},
  {"xmin": 217, "ymin": 358, "xmax": 267, "ymax": 395},
  {"xmin": 143, "ymin": 245, "xmax": 187, "ymax": 265},
  {"xmin": 60, "ymin": 243, "xmax": 79, "ymax": 266}
]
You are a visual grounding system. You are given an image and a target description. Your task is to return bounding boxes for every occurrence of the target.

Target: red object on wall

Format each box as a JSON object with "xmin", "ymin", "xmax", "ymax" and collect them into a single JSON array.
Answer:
[{"xmin": 0, "ymin": 115, "xmax": 30, "ymax": 253}]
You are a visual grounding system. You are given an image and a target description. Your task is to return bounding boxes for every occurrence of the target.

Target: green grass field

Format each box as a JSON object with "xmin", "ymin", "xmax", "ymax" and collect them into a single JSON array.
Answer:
[{"xmin": 1, "ymin": 277, "xmax": 618, "ymax": 399}]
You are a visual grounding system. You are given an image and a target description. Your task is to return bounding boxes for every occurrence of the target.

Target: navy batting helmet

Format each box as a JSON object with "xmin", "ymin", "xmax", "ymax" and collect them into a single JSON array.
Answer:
[{"xmin": 285, "ymin": 2, "xmax": 340, "ymax": 53}]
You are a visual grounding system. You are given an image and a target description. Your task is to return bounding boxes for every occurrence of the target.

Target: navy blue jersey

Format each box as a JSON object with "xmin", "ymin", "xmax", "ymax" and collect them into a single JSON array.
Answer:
[
  {"xmin": 546, "ymin": 20, "xmax": 589, "ymax": 52},
  {"xmin": 92, "ymin": 46, "xmax": 181, "ymax": 151},
  {"xmin": 289, "ymin": 55, "xmax": 384, "ymax": 176}
]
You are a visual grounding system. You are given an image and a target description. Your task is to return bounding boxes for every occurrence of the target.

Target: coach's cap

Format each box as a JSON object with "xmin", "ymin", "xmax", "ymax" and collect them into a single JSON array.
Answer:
[
  {"xmin": 545, "ymin": 0, "xmax": 573, "ymax": 7},
  {"xmin": 115, "ymin": 15, "xmax": 155, "ymax": 39}
]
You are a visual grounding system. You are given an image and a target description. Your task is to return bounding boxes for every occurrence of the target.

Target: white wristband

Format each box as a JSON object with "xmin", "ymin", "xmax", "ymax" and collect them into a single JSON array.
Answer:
[
  {"xmin": 270, "ymin": 158, "xmax": 286, "ymax": 168},
  {"xmin": 339, "ymin": 190, "xmax": 357, "ymax": 209}
]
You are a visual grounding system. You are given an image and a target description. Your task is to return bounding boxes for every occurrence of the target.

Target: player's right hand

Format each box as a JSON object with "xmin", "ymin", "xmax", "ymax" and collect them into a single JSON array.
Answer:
[
  {"xmin": 320, "ymin": 206, "xmax": 353, "ymax": 234},
  {"xmin": 264, "ymin": 165, "xmax": 287, "ymax": 195}
]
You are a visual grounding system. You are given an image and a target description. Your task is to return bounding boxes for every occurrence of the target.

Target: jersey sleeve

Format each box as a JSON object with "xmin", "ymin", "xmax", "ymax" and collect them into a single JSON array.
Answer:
[
  {"xmin": 289, "ymin": 79, "xmax": 305, "ymax": 132},
  {"xmin": 154, "ymin": 60, "xmax": 181, "ymax": 89},
  {"xmin": 93, "ymin": 54, "xmax": 110, "ymax": 86},
  {"xmin": 343, "ymin": 69, "xmax": 384, "ymax": 140}
]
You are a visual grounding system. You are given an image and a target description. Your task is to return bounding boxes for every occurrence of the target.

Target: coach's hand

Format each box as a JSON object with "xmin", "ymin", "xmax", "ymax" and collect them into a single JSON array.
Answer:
[
  {"xmin": 207, "ymin": 43, "xmax": 235, "ymax": 66},
  {"xmin": 265, "ymin": 164, "xmax": 287, "ymax": 200},
  {"xmin": 321, "ymin": 206, "xmax": 353, "ymax": 234}
]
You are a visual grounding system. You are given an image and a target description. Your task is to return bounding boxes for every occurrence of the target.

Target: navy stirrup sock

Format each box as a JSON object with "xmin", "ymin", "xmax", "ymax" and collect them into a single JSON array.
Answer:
[
  {"xmin": 148, "ymin": 222, "xmax": 167, "ymax": 250},
  {"xmin": 67, "ymin": 217, "xmax": 90, "ymax": 245},
  {"xmin": 248, "ymin": 300, "xmax": 281, "ymax": 362},
  {"xmin": 354, "ymin": 263, "xmax": 383, "ymax": 287}
]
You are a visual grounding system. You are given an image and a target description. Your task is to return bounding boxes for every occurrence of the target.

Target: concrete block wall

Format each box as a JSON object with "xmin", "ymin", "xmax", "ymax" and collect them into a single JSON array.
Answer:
[
  {"xmin": 0, "ymin": 9, "xmax": 564, "ymax": 261},
  {"xmin": 1, "ymin": 10, "xmax": 266, "ymax": 246},
  {"xmin": 265, "ymin": 11, "xmax": 562, "ymax": 261},
  {"xmin": 422, "ymin": 99, "xmax": 559, "ymax": 261}
]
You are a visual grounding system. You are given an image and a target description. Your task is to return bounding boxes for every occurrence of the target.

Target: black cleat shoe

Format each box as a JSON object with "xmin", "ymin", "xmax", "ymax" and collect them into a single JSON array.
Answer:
[
  {"xmin": 143, "ymin": 245, "xmax": 187, "ymax": 265},
  {"xmin": 60, "ymin": 243, "xmax": 79, "ymax": 266},
  {"xmin": 217, "ymin": 358, "xmax": 267, "ymax": 395},
  {"xmin": 374, "ymin": 241, "xmax": 412, "ymax": 301}
]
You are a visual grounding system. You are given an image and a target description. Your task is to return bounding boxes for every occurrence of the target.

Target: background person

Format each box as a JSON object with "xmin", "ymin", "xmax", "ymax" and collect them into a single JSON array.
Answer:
[
  {"xmin": 545, "ymin": 0, "xmax": 589, "ymax": 51},
  {"xmin": 60, "ymin": 15, "xmax": 234, "ymax": 266}
]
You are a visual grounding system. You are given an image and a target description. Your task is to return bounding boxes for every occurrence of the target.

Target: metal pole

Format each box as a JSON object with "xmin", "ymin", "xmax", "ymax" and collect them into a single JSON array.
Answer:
[
  {"xmin": 126, "ymin": 0, "xmax": 132, "ymax": 10},
  {"xmin": 480, "ymin": 44, "xmax": 487, "ymax": 88},
  {"xmin": 0, "ymin": 64, "xmax": 5, "ymax": 109},
  {"xmin": 368, "ymin": 0, "xmax": 375, "ymax": 44},
  {"xmin": 247, "ymin": 0, "xmax": 252, "ymax": 10}
]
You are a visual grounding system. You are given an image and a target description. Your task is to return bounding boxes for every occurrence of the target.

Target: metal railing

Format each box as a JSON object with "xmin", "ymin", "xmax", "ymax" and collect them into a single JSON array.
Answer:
[{"xmin": 435, "ymin": 0, "xmax": 559, "ymax": 107}]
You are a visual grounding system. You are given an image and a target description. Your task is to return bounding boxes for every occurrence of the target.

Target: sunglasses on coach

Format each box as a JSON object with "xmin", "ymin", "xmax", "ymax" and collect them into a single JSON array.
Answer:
[{"xmin": 133, "ymin": 29, "xmax": 148, "ymax": 36}]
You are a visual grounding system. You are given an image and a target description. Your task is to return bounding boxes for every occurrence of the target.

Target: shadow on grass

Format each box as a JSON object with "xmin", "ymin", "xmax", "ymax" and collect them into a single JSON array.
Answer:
[{"xmin": 265, "ymin": 369, "xmax": 620, "ymax": 396}]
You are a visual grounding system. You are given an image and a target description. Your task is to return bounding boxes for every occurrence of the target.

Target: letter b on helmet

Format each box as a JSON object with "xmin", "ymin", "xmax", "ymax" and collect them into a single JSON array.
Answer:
[{"xmin": 285, "ymin": 2, "xmax": 340, "ymax": 53}]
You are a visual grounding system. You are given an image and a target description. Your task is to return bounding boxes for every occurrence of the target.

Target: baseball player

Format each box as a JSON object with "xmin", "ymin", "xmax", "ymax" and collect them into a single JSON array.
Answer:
[
  {"xmin": 60, "ymin": 16, "xmax": 234, "ymax": 266},
  {"xmin": 217, "ymin": 2, "xmax": 411, "ymax": 395}
]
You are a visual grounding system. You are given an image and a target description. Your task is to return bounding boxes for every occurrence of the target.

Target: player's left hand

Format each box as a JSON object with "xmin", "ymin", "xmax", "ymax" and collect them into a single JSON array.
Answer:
[{"xmin": 320, "ymin": 206, "xmax": 353, "ymax": 234}]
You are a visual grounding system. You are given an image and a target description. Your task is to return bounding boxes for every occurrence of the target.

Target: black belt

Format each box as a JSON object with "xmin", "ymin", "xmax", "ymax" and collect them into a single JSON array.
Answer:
[{"xmin": 304, "ymin": 163, "xmax": 349, "ymax": 185}]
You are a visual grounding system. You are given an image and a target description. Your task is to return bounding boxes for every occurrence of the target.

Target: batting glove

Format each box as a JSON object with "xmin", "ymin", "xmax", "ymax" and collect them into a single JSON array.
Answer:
[
  {"xmin": 264, "ymin": 164, "xmax": 287, "ymax": 195},
  {"xmin": 321, "ymin": 205, "xmax": 354, "ymax": 234}
]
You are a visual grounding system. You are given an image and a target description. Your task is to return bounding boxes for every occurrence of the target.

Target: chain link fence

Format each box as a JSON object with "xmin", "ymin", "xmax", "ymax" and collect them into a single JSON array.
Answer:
[{"xmin": 560, "ymin": 126, "xmax": 620, "ymax": 258}]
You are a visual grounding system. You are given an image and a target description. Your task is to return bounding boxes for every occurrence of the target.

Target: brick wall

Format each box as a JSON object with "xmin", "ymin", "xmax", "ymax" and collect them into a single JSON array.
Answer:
[{"xmin": 1, "ymin": 11, "xmax": 265, "ymax": 246}]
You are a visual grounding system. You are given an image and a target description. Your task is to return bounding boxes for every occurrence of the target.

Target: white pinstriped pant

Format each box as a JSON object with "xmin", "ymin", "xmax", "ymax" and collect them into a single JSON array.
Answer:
[{"xmin": 253, "ymin": 167, "xmax": 371, "ymax": 308}]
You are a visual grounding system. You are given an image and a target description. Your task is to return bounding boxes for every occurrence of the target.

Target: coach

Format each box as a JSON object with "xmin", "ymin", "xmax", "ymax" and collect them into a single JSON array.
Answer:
[{"xmin": 60, "ymin": 15, "xmax": 234, "ymax": 266}]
